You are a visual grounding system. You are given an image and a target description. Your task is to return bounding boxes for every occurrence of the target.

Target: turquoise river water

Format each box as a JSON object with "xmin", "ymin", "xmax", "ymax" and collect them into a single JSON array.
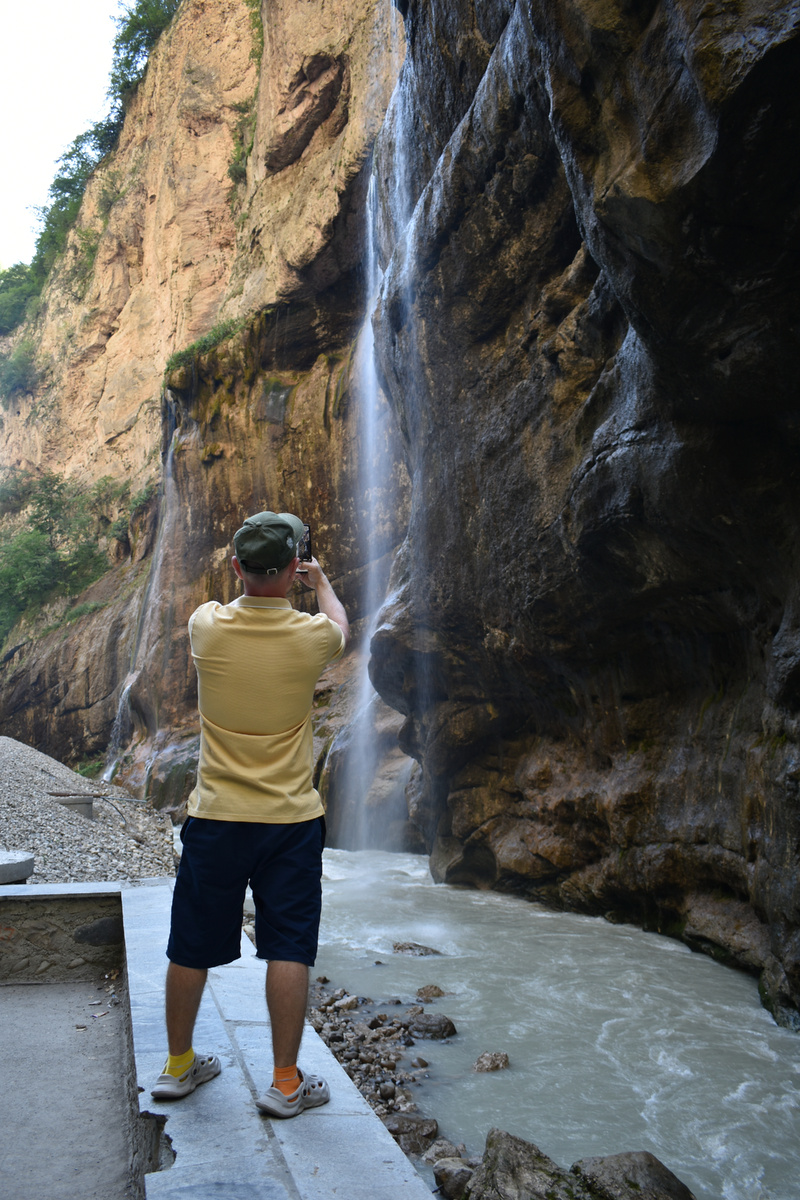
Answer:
[{"xmin": 316, "ymin": 849, "xmax": 800, "ymax": 1200}]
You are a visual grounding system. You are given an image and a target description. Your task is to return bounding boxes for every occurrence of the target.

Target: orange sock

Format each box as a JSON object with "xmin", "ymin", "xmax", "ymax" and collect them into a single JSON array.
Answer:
[{"xmin": 272, "ymin": 1064, "xmax": 301, "ymax": 1096}]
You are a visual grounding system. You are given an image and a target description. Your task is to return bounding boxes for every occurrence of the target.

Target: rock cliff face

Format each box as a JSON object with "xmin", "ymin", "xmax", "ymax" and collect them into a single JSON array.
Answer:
[
  {"xmin": 0, "ymin": 0, "xmax": 408, "ymax": 795},
  {"xmin": 1, "ymin": 0, "xmax": 799, "ymax": 1025},
  {"xmin": 368, "ymin": 0, "xmax": 800, "ymax": 1024}
]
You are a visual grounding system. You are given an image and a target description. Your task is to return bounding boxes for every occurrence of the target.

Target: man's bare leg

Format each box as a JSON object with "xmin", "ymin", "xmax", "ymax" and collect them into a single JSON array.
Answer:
[
  {"xmin": 256, "ymin": 960, "xmax": 329, "ymax": 1114},
  {"xmin": 266, "ymin": 959, "xmax": 308, "ymax": 1068},
  {"xmin": 165, "ymin": 962, "xmax": 208, "ymax": 1055}
]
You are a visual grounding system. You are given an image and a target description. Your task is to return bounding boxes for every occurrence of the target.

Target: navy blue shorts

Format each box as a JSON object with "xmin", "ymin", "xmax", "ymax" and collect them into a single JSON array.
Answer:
[{"xmin": 167, "ymin": 815, "xmax": 325, "ymax": 969}]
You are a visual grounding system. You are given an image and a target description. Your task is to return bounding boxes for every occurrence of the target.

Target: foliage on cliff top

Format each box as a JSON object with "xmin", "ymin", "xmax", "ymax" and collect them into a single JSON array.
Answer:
[
  {"xmin": 0, "ymin": 471, "xmax": 124, "ymax": 646},
  {"xmin": 0, "ymin": 341, "xmax": 39, "ymax": 405},
  {"xmin": 165, "ymin": 318, "xmax": 246, "ymax": 375},
  {"xmin": 0, "ymin": 0, "xmax": 181, "ymax": 334}
]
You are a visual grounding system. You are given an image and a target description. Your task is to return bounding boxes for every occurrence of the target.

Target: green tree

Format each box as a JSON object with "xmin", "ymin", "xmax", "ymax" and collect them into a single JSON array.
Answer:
[
  {"xmin": 0, "ymin": 0, "xmax": 182, "ymax": 334},
  {"xmin": 109, "ymin": 0, "xmax": 181, "ymax": 102},
  {"xmin": 0, "ymin": 340, "xmax": 38, "ymax": 403},
  {"xmin": 0, "ymin": 264, "xmax": 39, "ymax": 335},
  {"xmin": 0, "ymin": 472, "xmax": 110, "ymax": 644}
]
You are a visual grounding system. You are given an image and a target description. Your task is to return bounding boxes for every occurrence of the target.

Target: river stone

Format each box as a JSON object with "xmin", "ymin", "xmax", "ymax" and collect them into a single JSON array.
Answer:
[
  {"xmin": 423, "ymin": 1138, "xmax": 463, "ymax": 1163},
  {"xmin": 434, "ymin": 1157, "xmax": 475, "ymax": 1199},
  {"xmin": 73, "ymin": 917, "xmax": 124, "ymax": 947},
  {"xmin": 409, "ymin": 1012, "xmax": 457, "ymax": 1039},
  {"xmin": 464, "ymin": 1129, "xmax": 592, "ymax": 1200},
  {"xmin": 474, "ymin": 1051, "xmax": 510, "ymax": 1072},
  {"xmin": 417, "ymin": 983, "xmax": 446, "ymax": 1000},
  {"xmin": 393, "ymin": 941, "xmax": 442, "ymax": 956},
  {"xmin": 382, "ymin": 1113, "xmax": 439, "ymax": 1155},
  {"xmin": 571, "ymin": 1151, "xmax": 698, "ymax": 1200}
]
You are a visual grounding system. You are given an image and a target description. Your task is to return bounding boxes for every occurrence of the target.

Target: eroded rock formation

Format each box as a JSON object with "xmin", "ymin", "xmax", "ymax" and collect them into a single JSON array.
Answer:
[
  {"xmin": 1, "ymin": 0, "xmax": 799, "ymax": 1026},
  {"xmin": 367, "ymin": 0, "xmax": 800, "ymax": 1023}
]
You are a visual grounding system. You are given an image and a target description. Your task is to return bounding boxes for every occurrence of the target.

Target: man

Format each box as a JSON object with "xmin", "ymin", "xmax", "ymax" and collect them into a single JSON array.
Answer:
[{"xmin": 151, "ymin": 510, "xmax": 348, "ymax": 1118}]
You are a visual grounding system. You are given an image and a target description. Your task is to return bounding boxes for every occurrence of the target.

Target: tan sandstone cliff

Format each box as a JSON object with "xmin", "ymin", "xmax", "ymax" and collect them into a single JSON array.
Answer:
[{"xmin": 0, "ymin": 0, "xmax": 408, "ymax": 796}]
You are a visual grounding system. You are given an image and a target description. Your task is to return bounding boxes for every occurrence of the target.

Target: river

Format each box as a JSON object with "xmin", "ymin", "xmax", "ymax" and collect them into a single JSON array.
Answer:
[{"xmin": 316, "ymin": 848, "xmax": 800, "ymax": 1200}]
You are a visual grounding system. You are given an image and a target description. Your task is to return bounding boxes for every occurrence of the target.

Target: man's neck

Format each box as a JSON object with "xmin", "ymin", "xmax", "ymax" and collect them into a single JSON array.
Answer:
[{"xmin": 241, "ymin": 581, "xmax": 290, "ymax": 599}]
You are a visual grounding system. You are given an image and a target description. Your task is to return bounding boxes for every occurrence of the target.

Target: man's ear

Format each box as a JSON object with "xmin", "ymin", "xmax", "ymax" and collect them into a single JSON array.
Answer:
[{"xmin": 232, "ymin": 555, "xmax": 245, "ymax": 581}]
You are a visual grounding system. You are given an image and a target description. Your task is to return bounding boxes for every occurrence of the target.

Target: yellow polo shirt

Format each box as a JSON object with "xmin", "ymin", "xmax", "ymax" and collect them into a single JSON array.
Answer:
[{"xmin": 186, "ymin": 596, "xmax": 345, "ymax": 823}]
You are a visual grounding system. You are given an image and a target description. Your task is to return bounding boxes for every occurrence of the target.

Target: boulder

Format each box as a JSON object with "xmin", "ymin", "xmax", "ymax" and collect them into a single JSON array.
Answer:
[
  {"xmin": 571, "ymin": 1151, "xmax": 698, "ymax": 1200},
  {"xmin": 465, "ymin": 1131, "xmax": 697, "ymax": 1200},
  {"xmin": 409, "ymin": 1012, "xmax": 457, "ymax": 1039},
  {"xmin": 465, "ymin": 1130, "xmax": 591, "ymax": 1200},
  {"xmin": 382, "ymin": 1113, "xmax": 439, "ymax": 1155},
  {"xmin": 434, "ymin": 1157, "xmax": 475, "ymax": 1199},
  {"xmin": 474, "ymin": 1051, "xmax": 510, "ymax": 1072}
]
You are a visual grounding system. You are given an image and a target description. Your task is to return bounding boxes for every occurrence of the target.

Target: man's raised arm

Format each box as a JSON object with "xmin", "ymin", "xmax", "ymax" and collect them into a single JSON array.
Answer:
[{"xmin": 299, "ymin": 558, "xmax": 349, "ymax": 644}]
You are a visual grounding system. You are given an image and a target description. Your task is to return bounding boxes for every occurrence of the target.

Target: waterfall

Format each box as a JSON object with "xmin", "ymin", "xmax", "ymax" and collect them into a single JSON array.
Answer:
[
  {"xmin": 344, "ymin": 177, "xmax": 383, "ymax": 847},
  {"xmin": 103, "ymin": 413, "xmax": 179, "ymax": 783},
  {"xmin": 329, "ymin": 2, "xmax": 414, "ymax": 848}
]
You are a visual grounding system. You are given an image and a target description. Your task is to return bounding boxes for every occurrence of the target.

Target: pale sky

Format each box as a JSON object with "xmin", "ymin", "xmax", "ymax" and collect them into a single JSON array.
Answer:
[{"xmin": 0, "ymin": 0, "xmax": 119, "ymax": 268}]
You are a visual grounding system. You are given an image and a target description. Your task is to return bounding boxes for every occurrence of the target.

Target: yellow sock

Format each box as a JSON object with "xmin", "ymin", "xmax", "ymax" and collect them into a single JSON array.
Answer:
[
  {"xmin": 273, "ymin": 1064, "xmax": 300, "ymax": 1096},
  {"xmin": 164, "ymin": 1047, "xmax": 195, "ymax": 1078}
]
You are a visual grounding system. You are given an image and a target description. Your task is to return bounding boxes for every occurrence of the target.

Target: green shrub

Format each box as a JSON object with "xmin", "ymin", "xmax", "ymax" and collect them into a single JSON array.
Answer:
[
  {"xmin": 130, "ymin": 481, "xmax": 156, "ymax": 518},
  {"xmin": 0, "ymin": 0, "xmax": 181, "ymax": 335},
  {"xmin": 0, "ymin": 472, "xmax": 111, "ymax": 645},
  {"xmin": 75, "ymin": 756, "xmax": 105, "ymax": 778},
  {"xmin": 165, "ymin": 319, "xmax": 244, "ymax": 374},
  {"xmin": 243, "ymin": 0, "xmax": 264, "ymax": 62},
  {"xmin": 0, "ymin": 341, "xmax": 38, "ymax": 403},
  {"xmin": 64, "ymin": 600, "xmax": 107, "ymax": 623},
  {"xmin": 0, "ymin": 264, "xmax": 39, "ymax": 336},
  {"xmin": 0, "ymin": 469, "xmax": 33, "ymax": 515},
  {"xmin": 90, "ymin": 475, "xmax": 131, "ymax": 517},
  {"xmin": 228, "ymin": 102, "xmax": 257, "ymax": 187}
]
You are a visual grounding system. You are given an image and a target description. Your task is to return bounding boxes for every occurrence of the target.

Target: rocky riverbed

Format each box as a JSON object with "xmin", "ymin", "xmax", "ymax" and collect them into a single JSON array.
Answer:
[{"xmin": 298, "ymin": 973, "xmax": 697, "ymax": 1200}]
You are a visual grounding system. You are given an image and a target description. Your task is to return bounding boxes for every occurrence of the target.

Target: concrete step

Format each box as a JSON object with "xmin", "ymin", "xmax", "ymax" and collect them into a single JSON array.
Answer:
[{"xmin": 122, "ymin": 883, "xmax": 434, "ymax": 1200}]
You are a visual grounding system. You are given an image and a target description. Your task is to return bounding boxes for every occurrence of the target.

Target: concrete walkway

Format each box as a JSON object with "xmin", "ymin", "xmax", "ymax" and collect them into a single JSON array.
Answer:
[
  {"xmin": 124, "ymin": 883, "xmax": 434, "ymax": 1199},
  {"xmin": 1, "ymin": 979, "xmax": 132, "ymax": 1200},
  {"xmin": 0, "ymin": 879, "xmax": 433, "ymax": 1199}
]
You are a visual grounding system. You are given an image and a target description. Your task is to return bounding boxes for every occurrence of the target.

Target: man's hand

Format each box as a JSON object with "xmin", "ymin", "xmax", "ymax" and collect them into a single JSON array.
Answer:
[
  {"xmin": 296, "ymin": 556, "xmax": 324, "ymax": 590},
  {"xmin": 297, "ymin": 557, "xmax": 349, "ymax": 644}
]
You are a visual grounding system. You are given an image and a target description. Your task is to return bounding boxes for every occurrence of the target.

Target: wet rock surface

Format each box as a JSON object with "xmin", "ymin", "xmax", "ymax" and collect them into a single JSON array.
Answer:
[
  {"xmin": 464, "ymin": 1130, "xmax": 697, "ymax": 1200},
  {"xmin": 368, "ymin": 0, "xmax": 800, "ymax": 1023}
]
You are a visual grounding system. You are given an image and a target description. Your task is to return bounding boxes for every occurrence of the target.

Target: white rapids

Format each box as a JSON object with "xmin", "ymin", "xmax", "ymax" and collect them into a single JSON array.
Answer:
[{"xmin": 318, "ymin": 848, "xmax": 800, "ymax": 1200}]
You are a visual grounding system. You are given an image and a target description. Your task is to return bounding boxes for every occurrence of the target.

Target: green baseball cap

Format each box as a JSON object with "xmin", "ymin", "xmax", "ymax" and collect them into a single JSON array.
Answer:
[{"xmin": 233, "ymin": 510, "xmax": 305, "ymax": 574}]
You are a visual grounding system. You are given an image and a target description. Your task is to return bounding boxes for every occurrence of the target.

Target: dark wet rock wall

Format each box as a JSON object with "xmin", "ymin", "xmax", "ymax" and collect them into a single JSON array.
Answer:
[{"xmin": 368, "ymin": 0, "xmax": 800, "ymax": 1023}]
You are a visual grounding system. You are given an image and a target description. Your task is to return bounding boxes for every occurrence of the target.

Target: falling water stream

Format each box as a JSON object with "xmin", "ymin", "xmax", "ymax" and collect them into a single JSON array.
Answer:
[
  {"xmin": 103, "ymin": 419, "xmax": 180, "ymax": 782},
  {"xmin": 317, "ymin": 850, "xmax": 800, "ymax": 1200}
]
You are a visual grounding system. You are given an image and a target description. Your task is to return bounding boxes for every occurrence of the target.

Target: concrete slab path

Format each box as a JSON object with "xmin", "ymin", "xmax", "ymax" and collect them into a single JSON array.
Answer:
[
  {"xmin": 0, "ymin": 979, "xmax": 131, "ymax": 1200},
  {"xmin": 123, "ymin": 883, "xmax": 434, "ymax": 1200}
]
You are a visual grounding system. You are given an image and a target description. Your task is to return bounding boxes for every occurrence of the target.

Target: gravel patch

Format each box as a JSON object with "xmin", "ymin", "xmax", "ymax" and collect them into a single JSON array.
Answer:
[{"xmin": 0, "ymin": 737, "xmax": 175, "ymax": 884}]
